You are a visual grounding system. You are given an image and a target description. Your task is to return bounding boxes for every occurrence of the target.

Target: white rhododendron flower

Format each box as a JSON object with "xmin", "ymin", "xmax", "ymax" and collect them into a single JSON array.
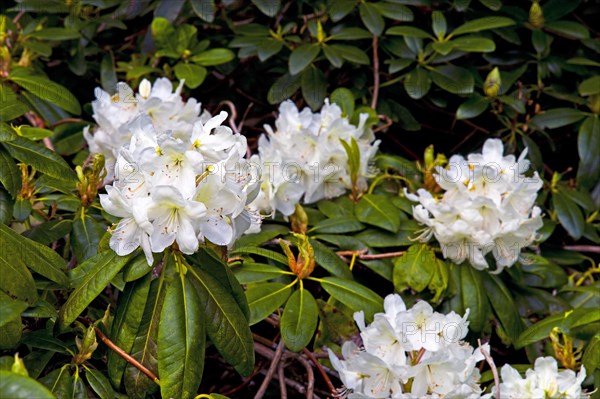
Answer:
[
  {"xmin": 249, "ymin": 99, "xmax": 380, "ymax": 217},
  {"xmin": 498, "ymin": 357, "xmax": 589, "ymax": 399},
  {"xmin": 328, "ymin": 294, "xmax": 491, "ymax": 399},
  {"xmin": 98, "ymin": 81, "xmax": 259, "ymax": 264},
  {"xmin": 84, "ymin": 78, "xmax": 212, "ymax": 182},
  {"xmin": 405, "ymin": 138, "xmax": 543, "ymax": 272}
]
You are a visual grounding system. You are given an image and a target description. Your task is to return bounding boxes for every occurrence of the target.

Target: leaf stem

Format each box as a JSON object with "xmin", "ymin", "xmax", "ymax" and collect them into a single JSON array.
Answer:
[{"xmin": 371, "ymin": 35, "xmax": 380, "ymax": 110}]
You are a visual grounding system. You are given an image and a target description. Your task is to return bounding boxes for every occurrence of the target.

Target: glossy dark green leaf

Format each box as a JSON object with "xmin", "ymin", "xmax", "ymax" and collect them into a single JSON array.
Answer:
[
  {"xmin": 0, "ymin": 370, "xmax": 57, "ymax": 399},
  {"xmin": 329, "ymin": 0, "xmax": 356, "ymax": 22},
  {"xmin": 481, "ymin": 273, "xmax": 523, "ymax": 344},
  {"xmin": 431, "ymin": 11, "xmax": 447, "ymax": 39},
  {"xmin": 479, "ymin": 0, "xmax": 501, "ymax": 10},
  {"xmin": 330, "ymin": 44, "xmax": 370, "ymax": 65},
  {"xmin": 0, "ymin": 84, "xmax": 28, "ymax": 122},
  {"xmin": 58, "ymin": 251, "xmax": 131, "ymax": 328},
  {"xmin": 158, "ymin": 270, "xmax": 205, "ymax": 399},
  {"xmin": 246, "ymin": 282, "xmax": 293, "ymax": 325},
  {"xmin": 457, "ymin": 95, "xmax": 489, "ymax": 119},
  {"xmin": 452, "ymin": 36, "xmax": 496, "ymax": 52},
  {"xmin": 515, "ymin": 308, "xmax": 591, "ymax": 348},
  {"xmin": 301, "ymin": 67, "xmax": 327, "ymax": 111},
  {"xmin": 280, "ymin": 288, "xmax": 319, "ymax": 352},
  {"xmin": 100, "ymin": 53, "xmax": 117, "ymax": 93},
  {"xmin": 386, "ymin": 26, "xmax": 433, "ymax": 39},
  {"xmin": 460, "ymin": 267, "xmax": 490, "ymax": 333},
  {"xmin": 108, "ymin": 275, "xmax": 152, "ymax": 387},
  {"xmin": 0, "ymin": 239, "xmax": 37, "ymax": 305},
  {"xmin": 29, "ymin": 28, "xmax": 79, "ymax": 40},
  {"xmin": 372, "ymin": 2, "xmax": 413, "ymax": 21},
  {"xmin": 355, "ymin": 194, "xmax": 401, "ymax": 233},
  {"xmin": 359, "ymin": 3, "xmax": 384, "ymax": 36},
  {"xmin": 85, "ymin": 367, "xmax": 120, "ymax": 399},
  {"xmin": 404, "ymin": 68, "xmax": 431, "ymax": 99},
  {"xmin": 329, "ymin": 27, "xmax": 372, "ymax": 40},
  {"xmin": 430, "ymin": 65, "xmax": 474, "ymax": 94},
  {"xmin": 289, "ymin": 44, "xmax": 321, "ymax": 75},
  {"xmin": 552, "ymin": 191, "xmax": 585, "ymax": 240},
  {"xmin": 330, "ymin": 87, "xmax": 355, "ymax": 118},
  {"xmin": 393, "ymin": 244, "xmax": 436, "ymax": 292},
  {"xmin": 0, "ymin": 147, "xmax": 20, "ymax": 198},
  {"xmin": 230, "ymin": 246, "xmax": 288, "ymax": 266},
  {"xmin": 257, "ymin": 39, "xmax": 283, "ymax": 61},
  {"xmin": 450, "ymin": 16, "xmax": 515, "ymax": 36},
  {"xmin": 267, "ymin": 73, "xmax": 302, "ymax": 104},
  {"xmin": 545, "ymin": 21, "xmax": 590, "ymax": 40},
  {"xmin": 319, "ymin": 276, "xmax": 383, "ymax": 321},
  {"xmin": 71, "ymin": 214, "xmax": 105, "ymax": 262},
  {"xmin": 530, "ymin": 108, "xmax": 586, "ymax": 130},
  {"xmin": 188, "ymin": 266, "xmax": 254, "ymax": 376},
  {"xmin": 252, "ymin": 0, "xmax": 281, "ymax": 16},
  {"xmin": 3, "ymin": 136, "xmax": 76, "ymax": 182},
  {"xmin": 232, "ymin": 262, "xmax": 289, "ymax": 284},
  {"xmin": 310, "ymin": 239, "xmax": 353, "ymax": 279},
  {"xmin": 0, "ymin": 291, "xmax": 27, "ymax": 328},
  {"xmin": 9, "ymin": 69, "xmax": 81, "ymax": 114},
  {"xmin": 191, "ymin": 49, "xmax": 235, "ymax": 66},
  {"xmin": 190, "ymin": 0, "xmax": 215, "ymax": 22},
  {"xmin": 579, "ymin": 76, "xmax": 600, "ymax": 97},
  {"xmin": 174, "ymin": 63, "xmax": 207, "ymax": 89},
  {"xmin": 310, "ymin": 216, "xmax": 365, "ymax": 234}
]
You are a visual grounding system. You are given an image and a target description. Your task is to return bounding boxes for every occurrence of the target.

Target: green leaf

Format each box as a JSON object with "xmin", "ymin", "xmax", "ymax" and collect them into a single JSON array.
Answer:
[
  {"xmin": 0, "ymin": 189, "xmax": 12, "ymax": 225},
  {"xmin": 188, "ymin": 266, "xmax": 254, "ymax": 376},
  {"xmin": 85, "ymin": 367, "xmax": 120, "ymax": 399},
  {"xmin": 567, "ymin": 57, "xmax": 600, "ymax": 67},
  {"xmin": 310, "ymin": 216, "xmax": 365, "ymax": 234},
  {"xmin": 330, "ymin": 87, "xmax": 355, "ymax": 118},
  {"xmin": 71, "ymin": 214, "xmax": 105, "ymax": 262},
  {"xmin": 29, "ymin": 28, "xmax": 80, "ymax": 40},
  {"xmin": 233, "ymin": 262, "xmax": 288, "ymax": 284},
  {"xmin": 359, "ymin": 3, "xmax": 384, "ymax": 36},
  {"xmin": 457, "ymin": 95, "xmax": 489, "ymax": 119},
  {"xmin": 432, "ymin": 11, "xmax": 447, "ymax": 39},
  {"xmin": 2, "ymin": 136, "xmax": 76, "ymax": 182},
  {"xmin": 0, "ymin": 317, "xmax": 22, "ymax": 350},
  {"xmin": 267, "ymin": 73, "xmax": 302, "ymax": 104},
  {"xmin": 0, "ymin": 223, "xmax": 68, "ymax": 286},
  {"xmin": 0, "ymin": 292, "xmax": 27, "ymax": 328},
  {"xmin": 158, "ymin": 269, "xmax": 205, "ymax": 399},
  {"xmin": 515, "ymin": 309, "xmax": 592, "ymax": 348},
  {"xmin": 452, "ymin": 36, "xmax": 496, "ymax": 52},
  {"xmin": 257, "ymin": 39, "xmax": 283, "ymax": 61},
  {"xmin": 530, "ymin": 108, "xmax": 586, "ymax": 130},
  {"xmin": 479, "ymin": 0, "xmax": 501, "ymax": 10},
  {"xmin": 545, "ymin": 21, "xmax": 590, "ymax": 40},
  {"xmin": 124, "ymin": 276, "xmax": 165, "ymax": 398},
  {"xmin": 481, "ymin": 274, "xmax": 523, "ymax": 344},
  {"xmin": 191, "ymin": 48, "xmax": 235, "ymax": 66},
  {"xmin": 252, "ymin": 0, "xmax": 281, "ymax": 16},
  {"xmin": 234, "ymin": 224, "xmax": 288, "ymax": 248},
  {"xmin": 329, "ymin": 27, "xmax": 372, "ymax": 40},
  {"xmin": 430, "ymin": 65, "xmax": 474, "ymax": 94},
  {"xmin": 100, "ymin": 54, "xmax": 117, "ymax": 93},
  {"xmin": 330, "ymin": 44, "xmax": 370, "ymax": 65},
  {"xmin": 579, "ymin": 76, "xmax": 600, "ymax": 96},
  {"xmin": 0, "ymin": 148, "xmax": 20, "ymax": 198},
  {"xmin": 460, "ymin": 267, "xmax": 490, "ymax": 333},
  {"xmin": 280, "ymin": 288, "xmax": 319, "ymax": 352},
  {"xmin": 0, "ymin": 84, "xmax": 28, "ymax": 121},
  {"xmin": 174, "ymin": 63, "xmax": 207, "ymax": 89},
  {"xmin": 289, "ymin": 44, "xmax": 320, "ymax": 75},
  {"xmin": 0, "ymin": 240, "xmax": 37, "ymax": 306},
  {"xmin": 18, "ymin": 127, "xmax": 52, "ymax": 140},
  {"xmin": 520, "ymin": 254, "xmax": 567, "ymax": 288},
  {"xmin": 386, "ymin": 26, "xmax": 433, "ymax": 39},
  {"xmin": 246, "ymin": 282, "xmax": 293, "ymax": 325},
  {"xmin": 108, "ymin": 275, "xmax": 152, "ymax": 388},
  {"xmin": 0, "ymin": 370, "xmax": 57, "ymax": 399},
  {"xmin": 450, "ymin": 16, "xmax": 515, "ymax": 37},
  {"xmin": 393, "ymin": 244, "xmax": 436, "ymax": 292},
  {"xmin": 301, "ymin": 67, "xmax": 327, "ymax": 111},
  {"xmin": 582, "ymin": 334, "xmax": 600, "ymax": 373},
  {"xmin": 552, "ymin": 191, "xmax": 585, "ymax": 240},
  {"xmin": 310, "ymin": 239, "xmax": 353, "ymax": 279},
  {"xmin": 319, "ymin": 276, "xmax": 383, "ymax": 321},
  {"xmin": 9, "ymin": 69, "xmax": 81, "ymax": 114},
  {"xmin": 404, "ymin": 68, "xmax": 431, "ymax": 99},
  {"xmin": 190, "ymin": 0, "xmax": 215, "ymax": 22},
  {"xmin": 230, "ymin": 246, "xmax": 288, "ymax": 266},
  {"xmin": 123, "ymin": 253, "xmax": 154, "ymax": 282},
  {"xmin": 355, "ymin": 194, "xmax": 401, "ymax": 233},
  {"xmin": 372, "ymin": 2, "xmax": 413, "ymax": 21},
  {"xmin": 58, "ymin": 251, "xmax": 131, "ymax": 328},
  {"xmin": 329, "ymin": 0, "xmax": 356, "ymax": 22}
]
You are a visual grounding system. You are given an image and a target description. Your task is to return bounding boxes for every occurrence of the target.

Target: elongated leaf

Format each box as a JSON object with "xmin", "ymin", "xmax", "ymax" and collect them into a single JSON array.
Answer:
[
  {"xmin": 310, "ymin": 216, "xmax": 365, "ymax": 234},
  {"xmin": 123, "ymin": 253, "xmax": 154, "ymax": 282},
  {"xmin": 85, "ymin": 367, "xmax": 120, "ymax": 399},
  {"xmin": 29, "ymin": 28, "xmax": 80, "ymax": 40},
  {"xmin": 174, "ymin": 63, "xmax": 207, "ymax": 89},
  {"xmin": 310, "ymin": 239, "xmax": 353, "ymax": 279},
  {"xmin": 404, "ymin": 67, "xmax": 430, "ymax": 99},
  {"xmin": 158, "ymin": 269, "xmax": 205, "ymax": 399},
  {"xmin": 246, "ymin": 282, "xmax": 293, "ymax": 325},
  {"xmin": 460, "ymin": 267, "xmax": 490, "ymax": 332},
  {"xmin": 191, "ymin": 49, "xmax": 235, "ymax": 66},
  {"xmin": 0, "ymin": 84, "xmax": 28, "ymax": 122},
  {"xmin": 430, "ymin": 65, "xmax": 474, "ymax": 94},
  {"xmin": 579, "ymin": 76, "xmax": 600, "ymax": 97},
  {"xmin": 0, "ymin": 370, "xmax": 57, "ymax": 399},
  {"xmin": 188, "ymin": 266, "xmax": 254, "ymax": 376},
  {"xmin": 9, "ymin": 69, "xmax": 81, "ymax": 114},
  {"xmin": 359, "ymin": 2, "xmax": 384, "ymax": 36},
  {"xmin": 267, "ymin": 73, "xmax": 302, "ymax": 104},
  {"xmin": 320, "ymin": 277, "xmax": 383, "ymax": 321},
  {"xmin": 301, "ymin": 67, "xmax": 327, "ymax": 111},
  {"xmin": 450, "ymin": 16, "xmax": 515, "ymax": 36},
  {"xmin": 481, "ymin": 274, "xmax": 523, "ymax": 344},
  {"xmin": 515, "ymin": 308, "xmax": 590, "ymax": 348},
  {"xmin": 387, "ymin": 26, "xmax": 433, "ymax": 39},
  {"xmin": 393, "ymin": 244, "xmax": 435, "ymax": 292},
  {"xmin": 108, "ymin": 275, "xmax": 152, "ymax": 387},
  {"xmin": 0, "ymin": 241, "xmax": 37, "ymax": 305},
  {"xmin": 545, "ymin": 21, "xmax": 590, "ymax": 40},
  {"xmin": 452, "ymin": 36, "xmax": 495, "ymax": 52},
  {"xmin": 552, "ymin": 191, "xmax": 584, "ymax": 240},
  {"xmin": 230, "ymin": 246, "xmax": 288, "ymax": 266},
  {"xmin": 3, "ymin": 136, "xmax": 76, "ymax": 182},
  {"xmin": 457, "ymin": 95, "xmax": 489, "ymax": 119},
  {"xmin": 0, "ymin": 225, "xmax": 69, "ymax": 287},
  {"xmin": 71, "ymin": 214, "xmax": 105, "ymax": 262},
  {"xmin": 329, "ymin": 0, "xmax": 356, "ymax": 22},
  {"xmin": 252, "ymin": 0, "xmax": 280, "ymax": 16},
  {"xmin": 233, "ymin": 262, "xmax": 289, "ymax": 284},
  {"xmin": 355, "ymin": 194, "xmax": 401, "ymax": 233},
  {"xmin": 280, "ymin": 288, "xmax": 319, "ymax": 352},
  {"xmin": 190, "ymin": 0, "xmax": 215, "ymax": 22},
  {"xmin": 0, "ymin": 291, "xmax": 27, "ymax": 328},
  {"xmin": 530, "ymin": 108, "xmax": 586, "ymax": 130},
  {"xmin": 330, "ymin": 87, "xmax": 355, "ymax": 118},
  {"xmin": 0, "ymin": 147, "xmax": 20, "ymax": 199},
  {"xmin": 58, "ymin": 251, "xmax": 131, "ymax": 328},
  {"xmin": 289, "ymin": 44, "xmax": 320, "ymax": 75}
]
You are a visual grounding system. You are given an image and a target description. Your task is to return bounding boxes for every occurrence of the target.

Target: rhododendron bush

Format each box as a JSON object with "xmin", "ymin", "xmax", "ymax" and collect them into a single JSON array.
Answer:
[{"xmin": 0, "ymin": 1, "xmax": 598, "ymax": 398}]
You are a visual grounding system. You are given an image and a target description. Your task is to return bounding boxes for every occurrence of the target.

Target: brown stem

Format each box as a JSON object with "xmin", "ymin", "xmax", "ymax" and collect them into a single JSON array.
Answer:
[
  {"xmin": 93, "ymin": 326, "xmax": 160, "ymax": 384},
  {"xmin": 220, "ymin": 100, "xmax": 240, "ymax": 135},
  {"xmin": 50, "ymin": 118, "xmax": 85, "ymax": 128},
  {"xmin": 371, "ymin": 35, "xmax": 380, "ymax": 110},
  {"xmin": 254, "ymin": 340, "xmax": 285, "ymax": 399},
  {"xmin": 478, "ymin": 339, "xmax": 499, "ymax": 399},
  {"xmin": 563, "ymin": 245, "xmax": 600, "ymax": 254},
  {"xmin": 277, "ymin": 361, "xmax": 288, "ymax": 399},
  {"xmin": 303, "ymin": 348, "xmax": 336, "ymax": 396}
]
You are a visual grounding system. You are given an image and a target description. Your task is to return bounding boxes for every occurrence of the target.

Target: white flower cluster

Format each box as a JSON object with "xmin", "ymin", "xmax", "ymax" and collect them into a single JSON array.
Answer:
[
  {"xmin": 405, "ymin": 138, "xmax": 543, "ymax": 272},
  {"xmin": 97, "ymin": 80, "xmax": 259, "ymax": 265},
  {"xmin": 328, "ymin": 294, "xmax": 490, "ymax": 399},
  {"xmin": 249, "ymin": 100, "xmax": 380, "ymax": 217},
  {"xmin": 84, "ymin": 78, "xmax": 211, "ymax": 182},
  {"xmin": 499, "ymin": 357, "xmax": 589, "ymax": 399}
]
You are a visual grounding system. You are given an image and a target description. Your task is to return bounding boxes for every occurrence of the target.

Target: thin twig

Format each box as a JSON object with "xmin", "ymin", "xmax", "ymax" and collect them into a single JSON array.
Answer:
[
  {"xmin": 220, "ymin": 100, "xmax": 240, "ymax": 135},
  {"xmin": 93, "ymin": 326, "xmax": 160, "ymax": 384},
  {"xmin": 371, "ymin": 35, "xmax": 380, "ymax": 110},
  {"xmin": 254, "ymin": 340, "xmax": 285, "ymax": 399},
  {"xmin": 373, "ymin": 114, "xmax": 392, "ymax": 133},
  {"xmin": 478, "ymin": 339, "xmax": 499, "ymax": 399},
  {"xmin": 336, "ymin": 249, "xmax": 406, "ymax": 260},
  {"xmin": 289, "ymin": 353, "xmax": 314, "ymax": 399},
  {"xmin": 303, "ymin": 348, "xmax": 337, "ymax": 396},
  {"xmin": 278, "ymin": 361, "xmax": 288, "ymax": 399},
  {"xmin": 50, "ymin": 118, "xmax": 85, "ymax": 128},
  {"xmin": 563, "ymin": 245, "xmax": 600, "ymax": 254}
]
